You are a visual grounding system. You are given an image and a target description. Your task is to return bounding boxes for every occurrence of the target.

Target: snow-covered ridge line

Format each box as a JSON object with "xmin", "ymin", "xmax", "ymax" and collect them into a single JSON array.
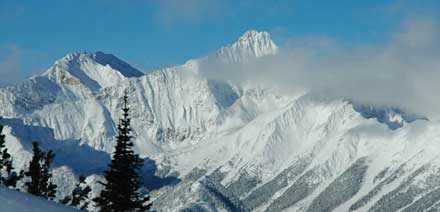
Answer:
[
  {"xmin": 1, "ymin": 30, "xmax": 439, "ymax": 212},
  {"xmin": 213, "ymin": 30, "xmax": 279, "ymax": 63}
]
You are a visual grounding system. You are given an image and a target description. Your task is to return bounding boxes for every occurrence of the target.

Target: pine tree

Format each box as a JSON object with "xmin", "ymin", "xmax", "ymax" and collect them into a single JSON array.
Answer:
[
  {"xmin": 62, "ymin": 176, "xmax": 92, "ymax": 211},
  {"xmin": 24, "ymin": 142, "xmax": 57, "ymax": 200},
  {"xmin": 94, "ymin": 95, "xmax": 152, "ymax": 212},
  {"xmin": 0, "ymin": 124, "xmax": 23, "ymax": 188}
]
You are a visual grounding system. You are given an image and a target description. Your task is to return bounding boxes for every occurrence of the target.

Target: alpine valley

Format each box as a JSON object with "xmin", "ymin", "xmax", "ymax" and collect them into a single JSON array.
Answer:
[{"xmin": 1, "ymin": 30, "xmax": 440, "ymax": 212}]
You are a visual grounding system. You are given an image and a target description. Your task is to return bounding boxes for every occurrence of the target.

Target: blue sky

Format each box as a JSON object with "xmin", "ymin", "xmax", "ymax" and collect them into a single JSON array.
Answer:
[{"xmin": 0, "ymin": 0, "xmax": 439, "ymax": 79}]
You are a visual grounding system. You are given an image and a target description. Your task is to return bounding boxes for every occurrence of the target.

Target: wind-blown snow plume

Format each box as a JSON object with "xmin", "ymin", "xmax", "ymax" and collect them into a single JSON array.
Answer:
[{"xmin": 201, "ymin": 17, "xmax": 440, "ymax": 118}]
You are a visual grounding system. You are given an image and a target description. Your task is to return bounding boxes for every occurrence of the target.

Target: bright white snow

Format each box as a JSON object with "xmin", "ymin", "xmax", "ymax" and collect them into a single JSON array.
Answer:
[
  {"xmin": 0, "ymin": 188, "xmax": 79, "ymax": 212},
  {"xmin": 0, "ymin": 30, "xmax": 439, "ymax": 212}
]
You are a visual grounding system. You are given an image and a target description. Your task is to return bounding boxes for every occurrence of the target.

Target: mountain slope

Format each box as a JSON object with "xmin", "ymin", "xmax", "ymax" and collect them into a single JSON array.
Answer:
[
  {"xmin": 43, "ymin": 51, "xmax": 143, "ymax": 92},
  {"xmin": 0, "ymin": 188, "xmax": 79, "ymax": 212},
  {"xmin": 212, "ymin": 30, "xmax": 279, "ymax": 63},
  {"xmin": 1, "ymin": 30, "xmax": 440, "ymax": 212}
]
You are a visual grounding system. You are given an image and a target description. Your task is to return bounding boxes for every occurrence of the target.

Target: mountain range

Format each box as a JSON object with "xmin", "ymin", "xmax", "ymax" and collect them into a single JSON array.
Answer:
[{"xmin": 1, "ymin": 30, "xmax": 440, "ymax": 212}]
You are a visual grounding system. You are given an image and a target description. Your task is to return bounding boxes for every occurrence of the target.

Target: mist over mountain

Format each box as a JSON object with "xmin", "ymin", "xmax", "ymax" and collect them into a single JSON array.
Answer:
[
  {"xmin": 200, "ymin": 18, "xmax": 440, "ymax": 119},
  {"xmin": 1, "ymin": 19, "xmax": 440, "ymax": 212}
]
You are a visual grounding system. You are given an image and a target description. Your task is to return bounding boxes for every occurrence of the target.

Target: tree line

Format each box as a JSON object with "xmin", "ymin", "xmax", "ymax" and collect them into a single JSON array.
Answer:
[{"xmin": 0, "ymin": 94, "xmax": 152, "ymax": 211}]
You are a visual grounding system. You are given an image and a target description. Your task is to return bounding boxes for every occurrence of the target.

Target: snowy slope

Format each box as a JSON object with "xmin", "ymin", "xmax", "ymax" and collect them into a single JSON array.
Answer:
[
  {"xmin": 1, "ymin": 30, "xmax": 440, "ymax": 212},
  {"xmin": 0, "ymin": 188, "xmax": 79, "ymax": 212},
  {"xmin": 43, "ymin": 51, "xmax": 143, "ymax": 92}
]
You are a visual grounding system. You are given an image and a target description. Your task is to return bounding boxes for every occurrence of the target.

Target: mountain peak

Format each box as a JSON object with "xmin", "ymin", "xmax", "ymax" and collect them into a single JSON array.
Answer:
[
  {"xmin": 237, "ymin": 30, "xmax": 272, "ymax": 43},
  {"xmin": 45, "ymin": 51, "xmax": 144, "ymax": 92},
  {"xmin": 57, "ymin": 51, "xmax": 143, "ymax": 78},
  {"xmin": 213, "ymin": 30, "xmax": 278, "ymax": 63}
]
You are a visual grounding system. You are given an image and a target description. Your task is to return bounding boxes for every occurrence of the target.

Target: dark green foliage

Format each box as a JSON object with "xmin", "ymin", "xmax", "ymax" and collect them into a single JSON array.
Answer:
[
  {"xmin": 226, "ymin": 171, "xmax": 261, "ymax": 198},
  {"xmin": 243, "ymin": 157, "xmax": 310, "ymax": 210},
  {"xmin": 306, "ymin": 158, "xmax": 368, "ymax": 212},
  {"xmin": 350, "ymin": 163, "xmax": 407, "ymax": 211},
  {"xmin": 24, "ymin": 142, "xmax": 57, "ymax": 200},
  {"xmin": 62, "ymin": 176, "xmax": 92, "ymax": 211},
  {"xmin": 202, "ymin": 177, "xmax": 250, "ymax": 212},
  {"xmin": 94, "ymin": 95, "xmax": 152, "ymax": 212},
  {"xmin": 265, "ymin": 166, "xmax": 325, "ymax": 212},
  {"xmin": 367, "ymin": 165, "xmax": 427, "ymax": 212},
  {"xmin": 0, "ymin": 124, "xmax": 23, "ymax": 188}
]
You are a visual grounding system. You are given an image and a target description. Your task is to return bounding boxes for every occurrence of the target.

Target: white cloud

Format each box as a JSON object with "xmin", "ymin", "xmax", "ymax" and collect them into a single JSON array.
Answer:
[{"xmin": 201, "ymin": 17, "xmax": 440, "ymax": 118}]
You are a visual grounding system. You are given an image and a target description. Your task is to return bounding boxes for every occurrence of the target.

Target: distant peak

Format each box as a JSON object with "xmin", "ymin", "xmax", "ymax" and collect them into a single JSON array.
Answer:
[
  {"xmin": 43, "ymin": 51, "xmax": 144, "ymax": 92},
  {"xmin": 212, "ymin": 30, "xmax": 278, "ymax": 63},
  {"xmin": 55, "ymin": 51, "xmax": 143, "ymax": 78},
  {"xmin": 60, "ymin": 51, "xmax": 114, "ymax": 63},
  {"xmin": 237, "ymin": 30, "xmax": 272, "ymax": 43},
  {"xmin": 60, "ymin": 51, "xmax": 89, "ymax": 61},
  {"xmin": 57, "ymin": 51, "xmax": 100, "ymax": 65}
]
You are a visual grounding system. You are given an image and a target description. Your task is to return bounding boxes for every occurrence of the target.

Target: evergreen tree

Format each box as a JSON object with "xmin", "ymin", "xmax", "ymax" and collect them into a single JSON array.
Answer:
[
  {"xmin": 94, "ymin": 95, "xmax": 152, "ymax": 212},
  {"xmin": 24, "ymin": 142, "xmax": 57, "ymax": 200},
  {"xmin": 62, "ymin": 176, "xmax": 92, "ymax": 211},
  {"xmin": 0, "ymin": 124, "xmax": 23, "ymax": 188}
]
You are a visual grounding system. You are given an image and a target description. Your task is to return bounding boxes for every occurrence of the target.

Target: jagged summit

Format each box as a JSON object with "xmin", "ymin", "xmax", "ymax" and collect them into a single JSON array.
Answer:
[
  {"xmin": 237, "ymin": 30, "xmax": 273, "ymax": 45},
  {"xmin": 180, "ymin": 30, "xmax": 279, "ymax": 74},
  {"xmin": 54, "ymin": 51, "xmax": 143, "ymax": 78},
  {"xmin": 44, "ymin": 51, "xmax": 143, "ymax": 92},
  {"xmin": 212, "ymin": 30, "xmax": 279, "ymax": 63}
]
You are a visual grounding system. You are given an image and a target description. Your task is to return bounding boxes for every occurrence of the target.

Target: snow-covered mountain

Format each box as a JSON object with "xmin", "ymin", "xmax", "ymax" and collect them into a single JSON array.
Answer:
[
  {"xmin": 212, "ymin": 30, "xmax": 278, "ymax": 63},
  {"xmin": 44, "ymin": 51, "xmax": 143, "ymax": 91},
  {"xmin": 1, "ymin": 30, "xmax": 440, "ymax": 212}
]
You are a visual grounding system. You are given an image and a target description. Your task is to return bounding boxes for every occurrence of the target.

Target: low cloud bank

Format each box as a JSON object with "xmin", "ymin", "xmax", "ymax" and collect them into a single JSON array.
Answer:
[{"xmin": 201, "ymin": 17, "xmax": 440, "ymax": 117}]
